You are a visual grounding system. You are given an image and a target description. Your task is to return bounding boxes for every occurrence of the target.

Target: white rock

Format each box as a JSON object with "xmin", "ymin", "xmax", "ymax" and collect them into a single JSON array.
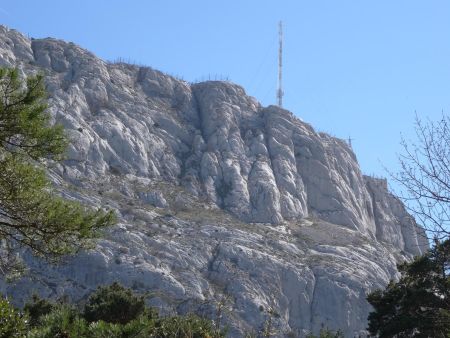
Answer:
[{"xmin": 0, "ymin": 26, "xmax": 429, "ymax": 337}]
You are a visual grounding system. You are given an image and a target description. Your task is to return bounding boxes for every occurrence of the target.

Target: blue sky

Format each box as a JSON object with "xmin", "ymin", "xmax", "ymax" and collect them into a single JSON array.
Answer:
[{"xmin": 1, "ymin": 1, "xmax": 450, "ymax": 181}]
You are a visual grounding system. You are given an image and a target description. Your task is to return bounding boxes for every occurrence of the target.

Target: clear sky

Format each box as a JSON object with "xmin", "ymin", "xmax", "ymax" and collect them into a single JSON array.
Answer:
[{"xmin": 1, "ymin": 1, "xmax": 450, "ymax": 181}]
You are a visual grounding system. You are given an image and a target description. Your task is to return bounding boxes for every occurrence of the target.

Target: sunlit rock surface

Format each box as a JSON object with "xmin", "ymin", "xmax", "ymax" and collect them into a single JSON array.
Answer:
[{"xmin": 0, "ymin": 26, "xmax": 428, "ymax": 337}]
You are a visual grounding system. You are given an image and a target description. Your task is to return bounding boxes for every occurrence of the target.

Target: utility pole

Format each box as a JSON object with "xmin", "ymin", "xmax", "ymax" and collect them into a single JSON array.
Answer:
[{"xmin": 277, "ymin": 21, "xmax": 284, "ymax": 107}]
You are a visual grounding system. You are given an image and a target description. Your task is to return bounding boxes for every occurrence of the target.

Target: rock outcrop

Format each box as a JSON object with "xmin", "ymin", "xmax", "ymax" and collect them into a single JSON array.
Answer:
[{"xmin": 0, "ymin": 26, "xmax": 428, "ymax": 337}]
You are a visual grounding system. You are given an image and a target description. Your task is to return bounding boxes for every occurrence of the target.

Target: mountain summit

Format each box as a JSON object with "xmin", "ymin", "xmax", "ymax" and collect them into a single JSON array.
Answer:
[{"xmin": 0, "ymin": 26, "xmax": 427, "ymax": 337}]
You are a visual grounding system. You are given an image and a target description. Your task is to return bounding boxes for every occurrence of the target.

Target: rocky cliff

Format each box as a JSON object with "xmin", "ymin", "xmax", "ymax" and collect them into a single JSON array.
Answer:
[{"xmin": 0, "ymin": 26, "xmax": 428, "ymax": 337}]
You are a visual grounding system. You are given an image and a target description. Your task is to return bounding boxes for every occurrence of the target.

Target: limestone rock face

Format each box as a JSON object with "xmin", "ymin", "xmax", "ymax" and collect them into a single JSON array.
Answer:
[
  {"xmin": 364, "ymin": 176, "xmax": 428, "ymax": 255},
  {"xmin": 0, "ymin": 26, "xmax": 428, "ymax": 337}
]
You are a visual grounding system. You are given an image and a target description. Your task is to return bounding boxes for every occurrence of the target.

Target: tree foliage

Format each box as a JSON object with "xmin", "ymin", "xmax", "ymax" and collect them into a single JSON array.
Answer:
[
  {"xmin": 154, "ymin": 314, "xmax": 222, "ymax": 338},
  {"xmin": 305, "ymin": 328, "xmax": 345, "ymax": 338},
  {"xmin": 367, "ymin": 238, "xmax": 450, "ymax": 337},
  {"xmin": 24, "ymin": 294, "xmax": 56, "ymax": 327},
  {"xmin": 83, "ymin": 282, "xmax": 151, "ymax": 325},
  {"xmin": 12, "ymin": 283, "xmax": 224, "ymax": 338},
  {"xmin": 28, "ymin": 308, "xmax": 222, "ymax": 338},
  {"xmin": 0, "ymin": 68, "xmax": 115, "ymax": 275},
  {"xmin": 0, "ymin": 68, "xmax": 66, "ymax": 160},
  {"xmin": 0, "ymin": 297, "xmax": 27, "ymax": 338}
]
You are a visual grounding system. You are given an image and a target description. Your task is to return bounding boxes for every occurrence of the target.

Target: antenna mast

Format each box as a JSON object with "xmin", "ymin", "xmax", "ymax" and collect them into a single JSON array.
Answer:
[
  {"xmin": 348, "ymin": 136, "xmax": 354, "ymax": 148},
  {"xmin": 277, "ymin": 21, "xmax": 284, "ymax": 107}
]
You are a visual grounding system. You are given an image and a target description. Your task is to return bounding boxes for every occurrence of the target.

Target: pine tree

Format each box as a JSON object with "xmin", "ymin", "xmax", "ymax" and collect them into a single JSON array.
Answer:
[
  {"xmin": 367, "ymin": 239, "xmax": 450, "ymax": 337},
  {"xmin": 0, "ymin": 68, "xmax": 115, "ymax": 275}
]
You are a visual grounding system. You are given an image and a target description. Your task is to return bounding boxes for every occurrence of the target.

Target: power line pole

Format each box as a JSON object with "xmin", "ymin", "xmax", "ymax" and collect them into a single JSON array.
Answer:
[{"xmin": 277, "ymin": 21, "xmax": 284, "ymax": 107}]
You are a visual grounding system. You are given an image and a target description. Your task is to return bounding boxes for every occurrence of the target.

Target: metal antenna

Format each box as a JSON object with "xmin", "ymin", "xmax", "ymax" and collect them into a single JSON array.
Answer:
[
  {"xmin": 348, "ymin": 136, "xmax": 354, "ymax": 148},
  {"xmin": 277, "ymin": 21, "xmax": 284, "ymax": 107}
]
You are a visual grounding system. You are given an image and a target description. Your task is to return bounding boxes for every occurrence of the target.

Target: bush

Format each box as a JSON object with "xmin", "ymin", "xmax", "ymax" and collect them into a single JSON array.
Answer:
[
  {"xmin": 22, "ymin": 283, "xmax": 223, "ymax": 337},
  {"xmin": 154, "ymin": 314, "xmax": 224, "ymax": 337},
  {"xmin": 24, "ymin": 295, "xmax": 56, "ymax": 327},
  {"xmin": 306, "ymin": 328, "xmax": 345, "ymax": 338},
  {"xmin": 85, "ymin": 320, "xmax": 122, "ymax": 338},
  {"xmin": 27, "ymin": 305, "xmax": 87, "ymax": 338},
  {"xmin": 0, "ymin": 298, "xmax": 27, "ymax": 338},
  {"xmin": 83, "ymin": 282, "xmax": 151, "ymax": 325}
]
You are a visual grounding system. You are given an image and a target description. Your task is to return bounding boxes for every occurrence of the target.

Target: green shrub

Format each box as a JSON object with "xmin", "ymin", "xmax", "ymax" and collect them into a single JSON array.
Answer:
[
  {"xmin": 27, "ymin": 305, "xmax": 87, "ymax": 338},
  {"xmin": 24, "ymin": 295, "xmax": 56, "ymax": 327},
  {"xmin": 28, "ymin": 306, "xmax": 129, "ymax": 338},
  {"xmin": 87, "ymin": 315, "xmax": 157, "ymax": 338},
  {"xmin": 86, "ymin": 320, "xmax": 122, "ymax": 338},
  {"xmin": 154, "ymin": 313, "xmax": 224, "ymax": 337},
  {"xmin": 83, "ymin": 282, "xmax": 151, "ymax": 325},
  {"xmin": 306, "ymin": 328, "xmax": 345, "ymax": 338},
  {"xmin": 0, "ymin": 297, "xmax": 27, "ymax": 338},
  {"xmin": 21, "ymin": 284, "xmax": 223, "ymax": 338},
  {"xmin": 28, "ymin": 311, "xmax": 221, "ymax": 338}
]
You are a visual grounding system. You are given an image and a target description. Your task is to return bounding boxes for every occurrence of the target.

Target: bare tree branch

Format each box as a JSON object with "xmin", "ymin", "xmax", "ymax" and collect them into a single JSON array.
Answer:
[{"xmin": 389, "ymin": 114, "xmax": 450, "ymax": 240}]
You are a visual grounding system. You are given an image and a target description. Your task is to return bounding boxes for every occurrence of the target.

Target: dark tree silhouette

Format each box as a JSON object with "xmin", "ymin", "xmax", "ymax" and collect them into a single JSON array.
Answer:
[{"xmin": 367, "ymin": 238, "xmax": 450, "ymax": 337}]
